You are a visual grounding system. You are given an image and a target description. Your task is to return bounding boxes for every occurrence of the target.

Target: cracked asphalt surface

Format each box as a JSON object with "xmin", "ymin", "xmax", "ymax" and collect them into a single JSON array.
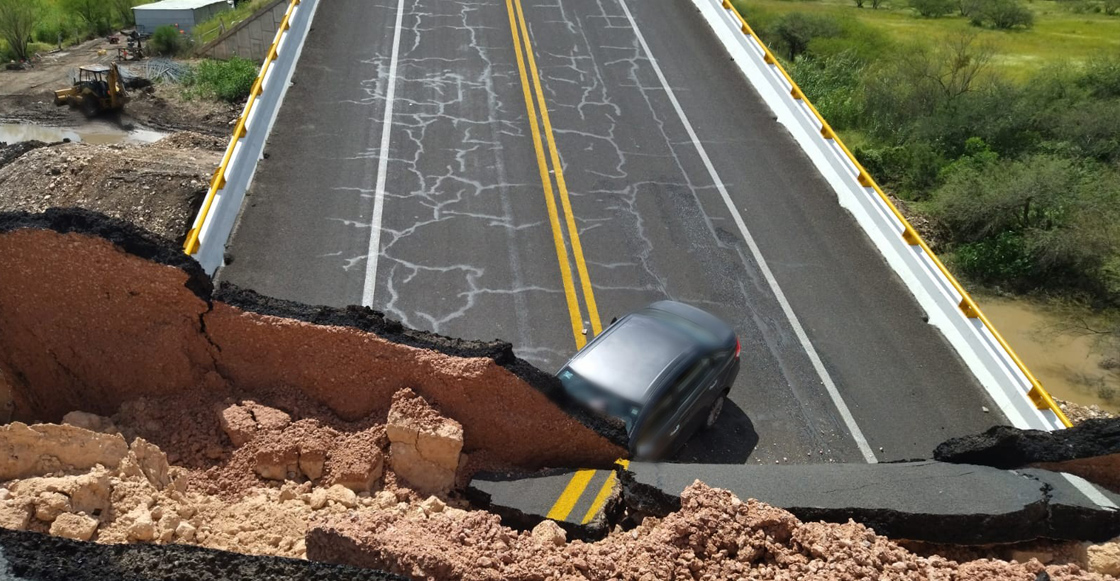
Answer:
[{"xmin": 221, "ymin": 0, "xmax": 1005, "ymax": 464}]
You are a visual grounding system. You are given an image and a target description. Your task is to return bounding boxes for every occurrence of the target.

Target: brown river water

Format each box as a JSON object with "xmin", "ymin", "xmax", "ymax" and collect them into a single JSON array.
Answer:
[
  {"xmin": 0, "ymin": 122, "xmax": 164, "ymax": 146},
  {"xmin": 980, "ymin": 296, "xmax": 1119, "ymax": 413}
]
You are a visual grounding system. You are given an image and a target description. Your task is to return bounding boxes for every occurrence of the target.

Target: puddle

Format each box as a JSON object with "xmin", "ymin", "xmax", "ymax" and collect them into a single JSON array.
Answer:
[
  {"xmin": 979, "ymin": 296, "xmax": 1120, "ymax": 413},
  {"xmin": 0, "ymin": 122, "xmax": 164, "ymax": 146}
]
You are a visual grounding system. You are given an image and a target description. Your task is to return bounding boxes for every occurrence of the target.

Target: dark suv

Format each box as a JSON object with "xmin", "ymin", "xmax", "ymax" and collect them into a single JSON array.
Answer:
[{"xmin": 557, "ymin": 301, "xmax": 740, "ymax": 460}]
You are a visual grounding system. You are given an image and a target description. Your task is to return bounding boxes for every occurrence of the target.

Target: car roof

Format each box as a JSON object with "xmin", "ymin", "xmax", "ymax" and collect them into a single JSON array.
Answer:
[
  {"xmin": 565, "ymin": 312, "xmax": 701, "ymax": 405},
  {"xmin": 80, "ymin": 64, "xmax": 111, "ymax": 73},
  {"xmin": 645, "ymin": 300, "xmax": 735, "ymax": 344}
]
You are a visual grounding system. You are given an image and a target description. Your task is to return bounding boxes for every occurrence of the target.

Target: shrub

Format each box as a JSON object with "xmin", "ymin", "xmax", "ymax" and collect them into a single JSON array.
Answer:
[
  {"xmin": 768, "ymin": 12, "xmax": 842, "ymax": 59},
  {"xmin": 1080, "ymin": 56, "xmax": 1120, "ymax": 98},
  {"xmin": 184, "ymin": 57, "xmax": 259, "ymax": 102},
  {"xmin": 930, "ymin": 156, "xmax": 1120, "ymax": 299},
  {"xmin": 968, "ymin": 0, "xmax": 1034, "ymax": 28},
  {"xmin": 788, "ymin": 52, "xmax": 866, "ymax": 128},
  {"xmin": 149, "ymin": 24, "xmax": 184, "ymax": 56},
  {"xmin": 953, "ymin": 231, "xmax": 1036, "ymax": 283},
  {"xmin": 909, "ymin": 0, "xmax": 957, "ymax": 17}
]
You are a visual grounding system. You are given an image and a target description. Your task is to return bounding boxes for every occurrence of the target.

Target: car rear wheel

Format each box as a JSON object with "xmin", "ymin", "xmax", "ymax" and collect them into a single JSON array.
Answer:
[{"xmin": 704, "ymin": 394, "xmax": 726, "ymax": 429}]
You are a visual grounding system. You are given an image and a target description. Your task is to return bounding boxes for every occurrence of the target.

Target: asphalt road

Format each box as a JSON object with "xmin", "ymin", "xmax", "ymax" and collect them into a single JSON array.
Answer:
[{"xmin": 221, "ymin": 0, "xmax": 1005, "ymax": 465}]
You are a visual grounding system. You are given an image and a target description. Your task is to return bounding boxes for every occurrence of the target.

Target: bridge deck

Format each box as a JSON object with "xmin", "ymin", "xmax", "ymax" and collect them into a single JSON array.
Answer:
[{"xmin": 221, "ymin": 0, "xmax": 1002, "ymax": 464}]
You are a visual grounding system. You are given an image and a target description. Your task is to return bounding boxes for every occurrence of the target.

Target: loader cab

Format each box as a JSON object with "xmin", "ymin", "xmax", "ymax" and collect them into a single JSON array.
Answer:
[{"xmin": 77, "ymin": 65, "xmax": 112, "ymax": 99}]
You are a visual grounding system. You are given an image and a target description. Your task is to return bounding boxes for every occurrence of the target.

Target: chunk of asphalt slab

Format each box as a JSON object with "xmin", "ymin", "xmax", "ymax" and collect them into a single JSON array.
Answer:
[
  {"xmin": 1016, "ymin": 468, "xmax": 1120, "ymax": 542},
  {"xmin": 935, "ymin": 418, "xmax": 1120, "ymax": 468},
  {"xmin": 467, "ymin": 468, "xmax": 620, "ymax": 541}
]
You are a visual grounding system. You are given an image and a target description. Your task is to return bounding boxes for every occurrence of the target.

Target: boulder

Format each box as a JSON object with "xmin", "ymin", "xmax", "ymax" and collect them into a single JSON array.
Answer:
[
  {"xmin": 33, "ymin": 491, "xmax": 70, "ymax": 522},
  {"xmin": 386, "ymin": 389, "xmax": 462, "ymax": 495},
  {"xmin": 0, "ymin": 422, "xmax": 128, "ymax": 480},
  {"xmin": 217, "ymin": 403, "xmax": 257, "ymax": 447},
  {"xmin": 1089, "ymin": 538, "xmax": 1120, "ymax": 576},
  {"xmin": 61, "ymin": 411, "xmax": 118, "ymax": 434},
  {"xmin": 254, "ymin": 444, "xmax": 299, "ymax": 481},
  {"xmin": 0, "ymin": 501, "xmax": 31, "ymax": 531},
  {"xmin": 531, "ymin": 519, "xmax": 566, "ymax": 546},
  {"xmin": 49, "ymin": 512, "xmax": 98, "ymax": 541},
  {"xmin": 323, "ymin": 434, "xmax": 383, "ymax": 493},
  {"xmin": 125, "ymin": 438, "xmax": 171, "ymax": 489}
]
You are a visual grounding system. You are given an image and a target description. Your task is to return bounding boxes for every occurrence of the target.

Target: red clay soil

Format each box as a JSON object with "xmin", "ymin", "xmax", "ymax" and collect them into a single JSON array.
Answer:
[
  {"xmin": 306, "ymin": 481, "xmax": 1108, "ymax": 581},
  {"xmin": 0, "ymin": 228, "xmax": 221, "ymax": 421},
  {"xmin": 0, "ymin": 219, "xmax": 624, "ymax": 472},
  {"xmin": 205, "ymin": 302, "xmax": 622, "ymax": 468}
]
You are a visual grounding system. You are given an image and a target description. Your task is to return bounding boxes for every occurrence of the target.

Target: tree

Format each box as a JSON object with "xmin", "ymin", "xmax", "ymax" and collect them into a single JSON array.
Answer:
[
  {"xmin": 0, "ymin": 0, "xmax": 44, "ymax": 61},
  {"xmin": 109, "ymin": 0, "xmax": 139, "ymax": 27},
  {"xmin": 854, "ymin": 0, "xmax": 866, "ymax": 9},
  {"xmin": 968, "ymin": 0, "xmax": 1034, "ymax": 28},
  {"xmin": 59, "ymin": 0, "xmax": 109, "ymax": 35},
  {"xmin": 909, "ymin": 0, "xmax": 957, "ymax": 16},
  {"xmin": 871, "ymin": 0, "xmax": 885, "ymax": 9},
  {"xmin": 769, "ymin": 13, "xmax": 841, "ymax": 60}
]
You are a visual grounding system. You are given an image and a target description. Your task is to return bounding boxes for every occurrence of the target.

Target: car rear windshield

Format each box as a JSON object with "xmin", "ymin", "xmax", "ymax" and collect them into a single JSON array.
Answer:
[
  {"xmin": 558, "ymin": 368, "xmax": 641, "ymax": 433},
  {"xmin": 641, "ymin": 309, "xmax": 719, "ymax": 344}
]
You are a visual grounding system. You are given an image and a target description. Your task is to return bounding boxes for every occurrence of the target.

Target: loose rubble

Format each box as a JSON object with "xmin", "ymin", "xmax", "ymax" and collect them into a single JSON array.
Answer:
[
  {"xmin": 307, "ymin": 481, "xmax": 1114, "ymax": 580},
  {"xmin": 1060, "ymin": 398, "xmax": 1119, "ymax": 425},
  {"xmin": 0, "ymin": 400, "xmax": 1118, "ymax": 578}
]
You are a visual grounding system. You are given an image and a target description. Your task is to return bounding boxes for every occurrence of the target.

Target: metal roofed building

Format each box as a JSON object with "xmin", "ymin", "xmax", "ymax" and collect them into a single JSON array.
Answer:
[{"xmin": 133, "ymin": 0, "xmax": 232, "ymax": 34}]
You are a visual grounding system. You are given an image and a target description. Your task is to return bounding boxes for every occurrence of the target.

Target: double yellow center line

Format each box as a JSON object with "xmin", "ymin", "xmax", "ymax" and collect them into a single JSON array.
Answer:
[
  {"xmin": 504, "ymin": 0, "xmax": 616, "ymax": 525},
  {"xmin": 505, "ymin": 0, "xmax": 601, "ymax": 348}
]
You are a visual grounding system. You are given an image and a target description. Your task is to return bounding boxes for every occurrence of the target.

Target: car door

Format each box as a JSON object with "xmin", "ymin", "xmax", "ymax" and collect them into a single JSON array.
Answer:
[
  {"xmin": 666, "ymin": 356, "xmax": 718, "ymax": 455},
  {"xmin": 631, "ymin": 389, "xmax": 680, "ymax": 459}
]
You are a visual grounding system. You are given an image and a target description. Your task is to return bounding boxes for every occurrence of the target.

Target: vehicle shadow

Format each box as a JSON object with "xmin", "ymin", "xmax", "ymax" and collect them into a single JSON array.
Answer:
[{"xmin": 670, "ymin": 399, "xmax": 758, "ymax": 464}]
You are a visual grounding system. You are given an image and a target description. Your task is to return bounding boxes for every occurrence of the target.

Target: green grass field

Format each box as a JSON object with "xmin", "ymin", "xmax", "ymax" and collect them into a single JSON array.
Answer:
[{"xmin": 733, "ymin": 0, "xmax": 1120, "ymax": 78}]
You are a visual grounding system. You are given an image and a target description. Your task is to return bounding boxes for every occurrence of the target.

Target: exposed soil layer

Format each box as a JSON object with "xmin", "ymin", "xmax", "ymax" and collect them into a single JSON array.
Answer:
[
  {"xmin": 0, "ymin": 528, "xmax": 405, "ymax": 581},
  {"xmin": 308, "ymin": 481, "xmax": 1112, "ymax": 581},
  {"xmin": 0, "ymin": 138, "xmax": 221, "ymax": 243},
  {"xmin": 0, "ymin": 209, "xmax": 626, "ymax": 471}
]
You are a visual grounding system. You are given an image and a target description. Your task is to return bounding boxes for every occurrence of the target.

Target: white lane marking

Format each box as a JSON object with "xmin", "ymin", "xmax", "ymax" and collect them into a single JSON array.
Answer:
[
  {"xmin": 362, "ymin": 0, "xmax": 407, "ymax": 307},
  {"xmin": 1061, "ymin": 472, "xmax": 1118, "ymax": 510},
  {"xmin": 617, "ymin": 0, "xmax": 877, "ymax": 463}
]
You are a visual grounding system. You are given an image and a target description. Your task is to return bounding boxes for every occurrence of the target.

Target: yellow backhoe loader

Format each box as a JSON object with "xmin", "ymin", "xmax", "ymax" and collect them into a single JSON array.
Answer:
[{"xmin": 54, "ymin": 63, "xmax": 129, "ymax": 117}]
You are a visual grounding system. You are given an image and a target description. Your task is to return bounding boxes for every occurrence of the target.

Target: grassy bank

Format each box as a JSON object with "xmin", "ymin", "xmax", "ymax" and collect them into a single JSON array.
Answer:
[{"xmin": 733, "ymin": 0, "xmax": 1120, "ymax": 79}]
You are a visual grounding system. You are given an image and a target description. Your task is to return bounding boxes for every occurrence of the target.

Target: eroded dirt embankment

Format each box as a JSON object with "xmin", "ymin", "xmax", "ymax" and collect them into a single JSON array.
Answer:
[{"xmin": 0, "ymin": 208, "xmax": 626, "ymax": 471}]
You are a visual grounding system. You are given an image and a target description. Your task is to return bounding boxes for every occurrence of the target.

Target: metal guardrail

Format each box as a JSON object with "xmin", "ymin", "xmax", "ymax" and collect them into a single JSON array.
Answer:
[
  {"xmin": 698, "ymin": 0, "xmax": 1070, "ymax": 429},
  {"xmin": 183, "ymin": 0, "xmax": 315, "ymax": 272}
]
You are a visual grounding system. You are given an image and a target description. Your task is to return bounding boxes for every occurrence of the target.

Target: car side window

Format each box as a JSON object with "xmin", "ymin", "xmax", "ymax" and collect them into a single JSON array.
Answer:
[
  {"xmin": 672, "ymin": 357, "xmax": 712, "ymax": 400},
  {"xmin": 636, "ymin": 359, "xmax": 712, "ymax": 444}
]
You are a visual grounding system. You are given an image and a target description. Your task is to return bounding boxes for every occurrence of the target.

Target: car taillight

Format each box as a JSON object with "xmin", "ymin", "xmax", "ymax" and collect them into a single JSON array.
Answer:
[{"xmin": 734, "ymin": 337, "xmax": 741, "ymax": 358}]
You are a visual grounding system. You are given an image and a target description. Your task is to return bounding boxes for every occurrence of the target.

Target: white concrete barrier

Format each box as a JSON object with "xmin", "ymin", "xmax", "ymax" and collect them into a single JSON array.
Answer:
[
  {"xmin": 183, "ymin": 0, "xmax": 320, "ymax": 275},
  {"xmin": 689, "ymin": 0, "xmax": 1068, "ymax": 430}
]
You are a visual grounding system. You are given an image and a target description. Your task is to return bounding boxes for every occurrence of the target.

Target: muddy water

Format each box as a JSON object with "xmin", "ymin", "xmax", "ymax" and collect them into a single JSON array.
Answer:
[
  {"xmin": 0, "ymin": 122, "xmax": 164, "ymax": 145},
  {"xmin": 979, "ymin": 296, "xmax": 1119, "ymax": 413}
]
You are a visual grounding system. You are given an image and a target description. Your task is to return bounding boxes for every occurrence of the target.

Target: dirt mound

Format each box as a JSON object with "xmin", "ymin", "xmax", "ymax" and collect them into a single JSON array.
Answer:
[
  {"xmin": 0, "ymin": 139, "xmax": 52, "ymax": 171},
  {"xmin": 307, "ymin": 481, "xmax": 1109, "ymax": 580},
  {"xmin": 161, "ymin": 131, "xmax": 229, "ymax": 151},
  {"xmin": 0, "ymin": 139, "xmax": 220, "ymax": 242}
]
